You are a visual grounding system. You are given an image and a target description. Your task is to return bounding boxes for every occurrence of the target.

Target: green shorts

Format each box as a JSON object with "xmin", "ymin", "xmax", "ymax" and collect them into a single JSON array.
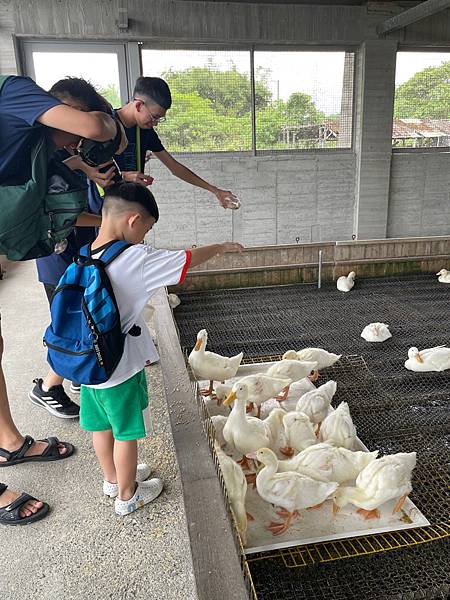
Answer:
[{"xmin": 80, "ymin": 370, "xmax": 149, "ymax": 441}]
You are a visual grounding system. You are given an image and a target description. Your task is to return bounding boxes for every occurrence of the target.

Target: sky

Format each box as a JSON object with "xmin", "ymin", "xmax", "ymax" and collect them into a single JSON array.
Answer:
[{"xmin": 32, "ymin": 49, "xmax": 450, "ymax": 116}]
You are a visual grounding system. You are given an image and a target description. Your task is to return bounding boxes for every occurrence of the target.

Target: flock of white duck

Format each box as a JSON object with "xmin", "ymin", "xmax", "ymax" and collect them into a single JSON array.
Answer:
[
  {"xmin": 188, "ymin": 329, "xmax": 418, "ymax": 544},
  {"xmin": 185, "ymin": 269, "xmax": 450, "ymax": 544}
]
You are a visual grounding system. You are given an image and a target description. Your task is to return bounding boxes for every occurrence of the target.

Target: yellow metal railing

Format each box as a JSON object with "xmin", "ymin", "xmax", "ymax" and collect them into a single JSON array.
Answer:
[{"xmin": 245, "ymin": 522, "xmax": 450, "ymax": 570}]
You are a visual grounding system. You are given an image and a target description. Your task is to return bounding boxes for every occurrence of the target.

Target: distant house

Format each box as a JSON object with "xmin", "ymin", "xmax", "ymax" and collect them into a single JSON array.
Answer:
[
  {"xmin": 392, "ymin": 119, "xmax": 450, "ymax": 147},
  {"xmin": 279, "ymin": 118, "xmax": 450, "ymax": 148},
  {"xmin": 281, "ymin": 119, "xmax": 340, "ymax": 147}
]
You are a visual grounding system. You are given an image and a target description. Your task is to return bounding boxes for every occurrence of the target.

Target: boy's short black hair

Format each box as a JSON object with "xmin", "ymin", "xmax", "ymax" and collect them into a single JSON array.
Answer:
[
  {"xmin": 49, "ymin": 77, "xmax": 112, "ymax": 114},
  {"xmin": 104, "ymin": 182, "xmax": 159, "ymax": 222},
  {"xmin": 133, "ymin": 77, "xmax": 172, "ymax": 110}
]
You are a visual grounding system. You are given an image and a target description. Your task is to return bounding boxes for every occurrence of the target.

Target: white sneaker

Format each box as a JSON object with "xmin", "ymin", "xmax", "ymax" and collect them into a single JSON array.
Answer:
[
  {"xmin": 114, "ymin": 479, "xmax": 163, "ymax": 516},
  {"xmin": 103, "ymin": 463, "xmax": 152, "ymax": 498}
]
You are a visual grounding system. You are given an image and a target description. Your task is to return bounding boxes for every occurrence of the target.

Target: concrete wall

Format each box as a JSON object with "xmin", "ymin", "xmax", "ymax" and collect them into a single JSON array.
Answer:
[
  {"xmin": 146, "ymin": 153, "xmax": 355, "ymax": 248},
  {"xmin": 388, "ymin": 153, "xmax": 450, "ymax": 238},
  {"xmin": 173, "ymin": 235, "xmax": 450, "ymax": 291}
]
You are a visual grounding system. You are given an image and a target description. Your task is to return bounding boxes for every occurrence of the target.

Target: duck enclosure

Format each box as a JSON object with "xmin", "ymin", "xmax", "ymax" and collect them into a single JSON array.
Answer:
[{"xmin": 173, "ymin": 274, "xmax": 450, "ymax": 600}]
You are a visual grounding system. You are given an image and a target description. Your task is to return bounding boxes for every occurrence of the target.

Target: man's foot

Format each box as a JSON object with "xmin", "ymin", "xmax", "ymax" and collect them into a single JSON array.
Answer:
[
  {"xmin": 29, "ymin": 378, "xmax": 79, "ymax": 419},
  {"xmin": 69, "ymin": 382, "xmax": 81, "ymax": 394},
  {"xmin": 0, "ymin": 435, "xmax": 72, "ymax": 465},
  {"xmin": 0, "ymin": 485, "xmax": 45, "ymax": 520}
]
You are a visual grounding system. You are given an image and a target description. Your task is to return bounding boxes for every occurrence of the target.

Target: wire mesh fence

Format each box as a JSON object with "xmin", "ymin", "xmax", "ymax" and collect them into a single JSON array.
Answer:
[{"xmin": 175, "ymin": 274, "xmax": 450, "ymax": 600}]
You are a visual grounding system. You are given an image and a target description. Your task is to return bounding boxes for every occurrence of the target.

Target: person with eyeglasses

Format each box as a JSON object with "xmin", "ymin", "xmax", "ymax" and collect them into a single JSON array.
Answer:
[{"xmin": 88, "ymin": 76, "xmax": 239, "ymax": 215}]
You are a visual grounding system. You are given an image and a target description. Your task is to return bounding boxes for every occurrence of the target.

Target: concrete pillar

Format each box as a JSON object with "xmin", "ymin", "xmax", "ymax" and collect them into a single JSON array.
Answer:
[
  {"xmin": 353, "ymin": 40, "xmax": 397, "ymax": 239},
  {"xmin": 0, "ymin": 1, "xmax": 18, "ymax": 74}
]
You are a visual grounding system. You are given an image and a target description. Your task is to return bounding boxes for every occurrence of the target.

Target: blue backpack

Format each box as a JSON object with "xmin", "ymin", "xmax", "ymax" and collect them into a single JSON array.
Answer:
[{"xmin": 44, "ymin": 240, "xmax": 134, "ymax": 385}]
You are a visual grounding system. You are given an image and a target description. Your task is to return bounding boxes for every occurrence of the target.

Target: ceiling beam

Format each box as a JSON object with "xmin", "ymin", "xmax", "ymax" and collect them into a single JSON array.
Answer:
[{"xmin": 377, "ymin": 0, "xmax": 450, "ymax": 34}]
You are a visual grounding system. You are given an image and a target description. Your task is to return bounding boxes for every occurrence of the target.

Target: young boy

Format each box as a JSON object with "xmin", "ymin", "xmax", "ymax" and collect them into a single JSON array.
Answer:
[{"xmin": 80, "ymin": 182, "xmax": 243, "ymax": 515}]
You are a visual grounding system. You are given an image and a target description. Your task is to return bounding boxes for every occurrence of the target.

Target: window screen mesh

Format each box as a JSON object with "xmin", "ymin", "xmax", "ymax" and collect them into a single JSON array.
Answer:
[
  {"xmin": 254, "ymin": 51, "xmax": 354, "ymax": 151},
  {"xmin": 141, "ymin": 48, "xmax": 354, "ymax": 153},
  {"xmin": 393, "ymin": 52, "xmax": 450, "ymax": 149},
  {"xmin": 141, "ymin": 49, "xmax": 252, "ymax": 152}
]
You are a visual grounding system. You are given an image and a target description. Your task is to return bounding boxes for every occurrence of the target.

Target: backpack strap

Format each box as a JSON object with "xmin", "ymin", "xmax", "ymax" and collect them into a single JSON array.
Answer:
[{"xmin": 82, "ymin": 240, "xmax": 132, "ymax": 266}]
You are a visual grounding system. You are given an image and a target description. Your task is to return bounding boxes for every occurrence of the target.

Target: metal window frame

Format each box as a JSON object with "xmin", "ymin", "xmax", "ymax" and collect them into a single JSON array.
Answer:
[
  {"xmin": 20, "ymin": 39, "xmax": 131, "ymax": 104},
  {"xmin": 392, "ymin": 45, "xmax": 450, "ymax": 154},
  {"xmin": 140, "ymin": 43, "xmax": 357, "ymax": 156}
]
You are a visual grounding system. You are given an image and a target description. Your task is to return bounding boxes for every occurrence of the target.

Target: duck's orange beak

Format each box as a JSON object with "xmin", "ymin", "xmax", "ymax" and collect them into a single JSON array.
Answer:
[
  {"xmin": 194, "ymin": 339, "xmax": 202, "ymax": 351},
  {"xmin": 224, "ymin": 391, "xmax": 237, "ymax": 406}
]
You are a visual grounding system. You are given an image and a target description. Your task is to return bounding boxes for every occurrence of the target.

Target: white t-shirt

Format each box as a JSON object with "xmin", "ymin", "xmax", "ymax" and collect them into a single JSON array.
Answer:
[{"xmin": 87, "ymin": 244, "xmax": 190, "ymax": 389}]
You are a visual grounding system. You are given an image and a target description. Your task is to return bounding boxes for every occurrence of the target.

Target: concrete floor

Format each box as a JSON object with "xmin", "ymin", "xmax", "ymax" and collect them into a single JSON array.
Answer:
[{"xmin": 0, "ymin": 260, "xmax": 197, "ymax": 600}]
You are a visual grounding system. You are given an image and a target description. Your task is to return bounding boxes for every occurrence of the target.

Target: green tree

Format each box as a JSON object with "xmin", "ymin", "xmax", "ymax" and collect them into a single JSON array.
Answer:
[
  {"xmin": 98, "ymin": 83, "xmax": 121, "ymax": 109},
  {"xmin": 285, "ymin": 92, "xmax": 325, "ymax": 125},
  {"xmin": 158, "ymin": 90, "xmax": 251, "ymax": 152},
  {"xmin": 163, "ymin": 66, "xmax": 271, "ymax": 118},
  {"xmin": 394, "ymin": 61, "xmax": 450, "ymax": 119}
]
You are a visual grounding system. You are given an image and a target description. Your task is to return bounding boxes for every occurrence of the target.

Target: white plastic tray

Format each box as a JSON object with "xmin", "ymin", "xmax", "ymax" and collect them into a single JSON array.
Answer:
[{"xmin": 200, "ymin": 362, "xmax": 430, "ymax": 554}]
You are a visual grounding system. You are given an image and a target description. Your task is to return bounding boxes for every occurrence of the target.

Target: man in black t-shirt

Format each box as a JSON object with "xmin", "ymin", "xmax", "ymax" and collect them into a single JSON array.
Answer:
[{"xmin": 94, "ymin": 77, "xmax": 240, "ymax": 209}]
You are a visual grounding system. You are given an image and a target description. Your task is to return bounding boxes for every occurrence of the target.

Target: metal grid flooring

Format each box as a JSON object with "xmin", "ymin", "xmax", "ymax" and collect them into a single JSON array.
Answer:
[{"xmin": 175, "ymin": 275, "xmax": 450, "ymax": 600}]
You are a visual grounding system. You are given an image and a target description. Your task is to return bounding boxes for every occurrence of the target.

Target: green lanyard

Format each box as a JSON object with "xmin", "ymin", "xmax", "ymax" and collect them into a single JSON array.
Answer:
[{"xmin": 136, "ymin": 125, "xmax": 141, "ymax": 172}]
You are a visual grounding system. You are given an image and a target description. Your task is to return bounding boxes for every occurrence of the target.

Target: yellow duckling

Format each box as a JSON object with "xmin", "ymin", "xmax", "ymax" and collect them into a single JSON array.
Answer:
[
  {"xmin": 188, "ymin": 329, "xmax": 243, "ymax": 397},
  {"xmin": 250, "ymin": 448, "xmax": 338, "ymax": 536},
  {"xmin": 334, "ymin": 452, "xmax": 416, "ymax": 520}
]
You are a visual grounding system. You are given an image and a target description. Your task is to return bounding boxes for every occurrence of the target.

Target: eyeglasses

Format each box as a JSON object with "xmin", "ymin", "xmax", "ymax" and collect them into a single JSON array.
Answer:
[{"xmin": 133, "ymin": 98, "xmax": 166, "ymax": 123}]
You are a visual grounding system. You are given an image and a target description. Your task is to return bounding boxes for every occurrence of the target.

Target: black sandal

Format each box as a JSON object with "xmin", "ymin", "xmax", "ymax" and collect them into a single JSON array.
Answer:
[
  {"xmin": 0, "ymin": 484, "xmax": 49, "ymax": 526},
  {"xmin": 0, "ymin": 435, "xmax": 75, "ymax": 467}
]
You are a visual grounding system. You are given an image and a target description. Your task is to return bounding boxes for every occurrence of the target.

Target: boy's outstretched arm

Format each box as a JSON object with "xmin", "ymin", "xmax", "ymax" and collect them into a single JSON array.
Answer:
[{"xmin": 189, "ymin": 242, "xmax": 244, "ymax": 269}]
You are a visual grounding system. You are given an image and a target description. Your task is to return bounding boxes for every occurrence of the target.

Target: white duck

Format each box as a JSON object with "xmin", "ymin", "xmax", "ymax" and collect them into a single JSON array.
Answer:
[
  {"xmin": 436, "ymin": 269, "xmax": 450, "ymax": 283},
  {"xmin": 251, "ymin": 448, "xmax": 338, "ymax": 536},
  {"xmin": 280, "ymin": 411, "xmax": 317, "ymax": 457},
  {"xmin": 223, "ymin": 385, "xmax": 286, "ymax": 472},
  {"xmin": 215, "ymin": 441, "xmax": 251, "ymax": 545},
  {"xmin": 283, "ymin": 348, "xmax": 341, "ymax": 381},
  {"xmin": 337, "ymin": 271, "xmax": 355, "ymax": 292},
  {"xmin": 405, "ymin": 346, "xmax": 450, "ymax": 372},
  {"xmin": 296, "ymin": 380, "xmax": 337, "ymax": 434},
  {"xmin": 361, "ymin": 322, "xmax": 392, "ymax": 343},
  {"xmin": 279, "ymin": 442, "xmax": 379, "ymax": 484},
  {"xmin": 266, "ymin": 359, "xmax": 317, "ymax": 402},
  {"xmin": 319, "ymin": 402, "xmax": 356, "ymax": 450},
  {"xmin": 226, "ymin": 374, "xmax": 292, "ymax": 418},
  {"xmin": 210, "ymin": 415, "xmax": 229, "ymax": 449},
  {"xmin": 334, "ymin": 452, "xmax": 416, "ymax": 520},
  {"xmin": 188, "ymin": 329, "xmax": 243, "ymax": 396}
]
